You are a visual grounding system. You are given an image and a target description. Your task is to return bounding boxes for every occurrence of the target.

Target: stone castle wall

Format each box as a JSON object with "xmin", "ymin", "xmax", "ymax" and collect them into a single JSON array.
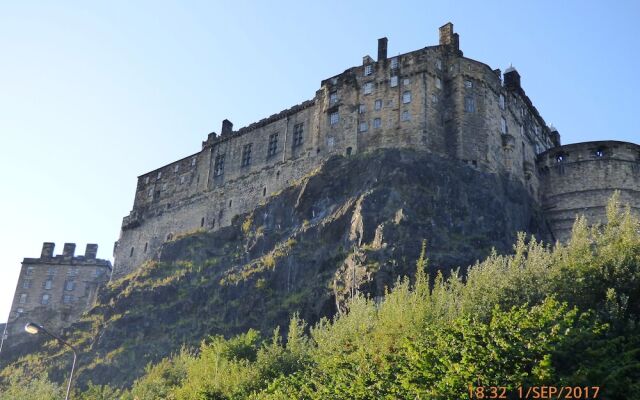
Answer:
[
  {"xmin": 112, "ymin": 23, "xmax": 578, "ymax": 279},
  {"xmin": 5, "ymin": 243, "xmax": 111, "ymax": 348},
  {"xmin": 538, "ymin": 141, "xmax": 640, "ymax": 242}
]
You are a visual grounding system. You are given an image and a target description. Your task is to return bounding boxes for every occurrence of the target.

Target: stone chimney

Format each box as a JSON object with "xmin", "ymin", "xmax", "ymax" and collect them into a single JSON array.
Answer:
[
  {"xmin": 85, "ymin": 244, "xmax": 98, "ymax": 260},
  {"xmin": 377, "ymin": 37, "xmax": 388, "ymax": 61},
  {"xmin": 221, "ymin": 119, "xmax": 233, "ymax": 137},
  {"xmin": 549, "ymin": 125, "xmax": 561, "ymax": 147},
  {"xmin": 504, "ymin": 65, "xmax": 521, "ymax": 90},
  {"xmin": 41, "ymin": 242, "xmax": 55, "ymax": 259},
  {"xmin": 62, "ymin": 243, "xmax": 76, "ymax": 258},
  {"xmin": 439, "ymin": 22, "xmax": 459, "ymax": 51}
]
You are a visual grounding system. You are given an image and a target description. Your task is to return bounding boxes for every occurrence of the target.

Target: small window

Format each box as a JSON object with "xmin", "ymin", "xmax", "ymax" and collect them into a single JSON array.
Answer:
[
  {"xmin": 214, "ymin": 154, "xmax": 225, "ymax": 176},
  {"xmin": 520, "ymin": 125, "xmax": 524, "ymax": 136},
  {"xmin": 327, "ymin": 137, "xmax": 335, "ymax": 148},
  {"xmin": 167, "ymin": 233, "xmax": 174, "ymax": 240},
  {"xmin": 499, "ymin": 94, "xmax": 505, "ymax": 110},
  {"xmin": 556, "ymin": 154, "xmax": 565, "ymax": 163},
  {"xmin": 402, "ymin": 91, "xmax": 411, "ymax": 104},
  {"xmin": 373, "ymin": 118, "xmax": 382, "ymax": 128},
  {"xmin": 63, "ymin": 295, "xmax": 73, "ymax": 304},
  {"xmin": 293, "ymin": 123, "xmax": 304, "ymax": 147},
  {"xmin": 346, "ymin": 147, "xmax": 352, "ymax": 156},
  {"xmin": 180, "ymin": 176, "xmax": 186, "ymax": 184},
  {"xmin": 389, "ymin": 57, "xmax": 398, "ymax": 69},
  {"xmin": 436, "ymin": 59, "xmax": 442, "ymax": 70},
  {"xmin": 26, "ymin": 266, "xmax": 34, "ymax": 276},
  {"xmin": 329, "ymin": 91, "xmax": 338, "ymax": 104},
  {"xmin": 464, "ymin": 96, "xmax": 475, "ymax": 113},
  {"xmin": 144, "ymin": 176, "xmax": 150, "ymax": 184},
  {"xmin": 431, "ymin": 94, "xmax": 438, "ymax": 104},
  {"xmin": 595, "ymin": 149, "xmax": 605, "ymax": 158},
  {"xmin": 148, "ymin": 188, "xmax": 153, "ymax": 197},
  {"xmin": 401, "ymin": 111, "xmax": 411, "ymax": 121},
  {"xmin": 47, "ymin": 267, "xmax": 56, "ymax": 276},
  {"xmin": 130, "ymin": 247, "xmax": 134, "ymax": 257},
  {"xmin": 174, "ymin": 165, "xmax": 179, "ymax": 173},
  {"xmin": 464, "ymin": 80, "xmax": 473, "ymax": 88},
  {"xmin": 44, "ymin": 280, "xmax": 52, "ymax": 290},
  {"xmin": 390, "ymin": 76, "xmax": 398, "ymax": 87},
  {"xmin": 22, "ymin": 280, "xmax": 31, "ymax": 289},
  {"xmin": 201, "ymin": 217, "xmax": 205, "ymax": 227},
  {"xmin": 41, "ymin": 294, "xmax": 50, "ymax": 305},
  {"xmin": 241, "ymin": 143, "xmax": 252, "ymax": 167},
  {"xmin": 330, "ymin": 112, "xmax": 339, "ymax": 125},
  {"xmin": 501, "ymin": 117, "xmax": 507, "ymax": 134},
  {"xmin": 19, "ymin": 293, "xmax": 27, "ymax": 304},
  {"xmin": 191, "ymin": 157, "xmax": 197, "ymax": 166},
  {"xmin": 364, "ymin": 64, "xmax": 373, "ymax": 76},
  {"xmin": 144, "ymin": 242, "xmax": 148, "ymax": 253},
  {"xmin": 16, "ymin": 307, "xmax": 24, "ymax": 314},
  {"xmin": 403, "ymin": 78, "xmax": 410, "ymax": 86},
  {"xmin": 161, "ymin": 183, "xmax": 167, "ymax": 191},
  {"xmin": 521, "ymin": 107, "xmax": 525, "ymax": 117},
  {"xmin": 263, "ymin": 187, "xmax": 267, "ymax": 196},
  {"xmin": 435, "ymin": 77, "xmax": 442, "ymax": 89},
  {"xmin": 363, "ymin": 82, "xmax": 373, "ymax": 94},
  {"xmin": 229, "ymin": 199, "xmax": 232, "ymax": 207},
  {"xmin": 67, "ymin": 268, "xmax": 78, "ymax": 276},
  {"xmin": 157, "ymin": 171, "xmax": 162, "ymax": 180},
  {"xmin": 268, "ymin": 133, "xmax": 278, "ymax": 157},
  {"xmin": 374, "ymin": 99, "xmax": 382, "ymax": 111},
  {"xmin": 358, "ymin": 104, "xmax": 366, "ymax": 114},
  {"xmin": 359, "ymin": 121, "xmax": 368, "ymax": 132}
]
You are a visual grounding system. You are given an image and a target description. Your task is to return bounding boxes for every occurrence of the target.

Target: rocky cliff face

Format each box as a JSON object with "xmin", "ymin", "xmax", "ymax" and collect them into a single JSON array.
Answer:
[{"xmin": 2, "ymin": 148, "xmax": 548, "ymax": 388}]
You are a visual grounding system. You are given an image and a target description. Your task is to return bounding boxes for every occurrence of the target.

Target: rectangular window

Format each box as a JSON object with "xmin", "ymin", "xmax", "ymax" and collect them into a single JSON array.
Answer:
[
  {"xmin": 25, "ymin": 266, "xmax": 34, "ymax": 276},
  {"xmin": 358, "ymin": 104, "xmax": 366, "ymax": 114},
  {"xmin": 373, "ymin": 118, "xmax": 382, "ymax": 128},
  {"xmin": 47, "ymin": 267, "xmax": 55, "ymax": 276},
  {"xmin": 501, "ymin": 117, "xmax": 507, "ymax": 134},
  {"xmin": 327, "ymin": 137, "xmax": 335, "ymax": 148},
  {"xmin": 431, "ymin": 94, "xmax": 438, "ymax": 104},
  {"xmin": 499, "ymin": 94, "xmax": 505, "ymax": 110},
  {"xmin": 174, "ymin": 165, "xmax": 179, "ymax": 173},
  {"xmin": 363, "ymin": 82, "xmax": 373, "ymax": 94},
  {"xmin": 329, "ymin": 91, "xmax": 338, "ymax": 104},
  {"xmin": 41, "ymin": 294, "xmax": 50, "ymax": 305},
  {"xmin": 157, "ymin": 171, "xmax": 162, "ymax": 180},
  {"xmin": 214, "ymin": 154, "xmax": 225, "ymax": 176},
  {"xmin": 144, "ymin": 176, "xmax": 150, "ymax": 184},
  {"xmin": 401, "ymin": 111, "xmax": 411, "ymax": 121},
  {"xmin": 65, "ymin": 280, "xmax": 75, "ymax": 291},
  {"xmin": 435, "ymin": 77, "xmax": 442, "ymax": 89},
  {"xmin": 180, "ymin": 176, "xmax": 186, "ymax": 184},
  {"xmin": 359, "ymin": 121, "xmax": 368, "ymax": 132},
  {"xmin": 44, "ymin": 280, "xmax": 52, "ymax": 290},
  {"xmin": 464, "ymin": 96, "xmax": 475, "ymax": 113},
  {"xmin": 390, "ymin": 57, "xmax": 398, "ymax": 69},
  {"xmin": 464, "ymin": 80, "xmax": 473, "ymax": 88},
  {"xmin": 374, "ymin": 99, "xmax": 382, "ymax": 111},
  {"xmin": 330, "ymin": 112, "xmax": 339, "ymax": 125},
  {"xmin": 436, "ymin": 59, "xmax": 442, "ymax": 70},
  {"xmin": 390, "ymin": 76, "xmax": 398, "ymax": 87},
  {"xmin": 293, "ymin": 123, "xmax": 304, "ymax": 147},
  {"xmin": 402, "ymin": 91, "xmax": 411, "ymax": 104},
  {"xmin": 22, "ymin": 280, "xmax": 31, "ymax": 289},
  {"xmin": 520, "ymin": 125, "xmax": 525, "ymax": 136},
  {"xmin": 63, "ymin": 295, "xmax": 73, "ymax": 304},
  {"xmin": 241, "ymin": 143, "xmax": 252, "ymax": 167},
  {"xmin": 403, "ymin": 78, "xmax": 410, "ymax": 86},
  {"xmin": 19, "ymin": 293, "xmax": 27, "ymax": 303},
  {"xmin": 268, "ymin": 133, "xmax": 279, "ymax": 157},
  {"xmin": 67, "ymin": 268, "xmax": 78, "ymax": 276},
  {"xmin": 191, "ymin": 157, "xmax": 197, "ymax": 166},
  {"xmin": 148, "ymin": 188, "xmax": 153, "ymax": 197},
  {"xmin": 364, "ymin": 64, "xmax": 373, "ymax": 76}
]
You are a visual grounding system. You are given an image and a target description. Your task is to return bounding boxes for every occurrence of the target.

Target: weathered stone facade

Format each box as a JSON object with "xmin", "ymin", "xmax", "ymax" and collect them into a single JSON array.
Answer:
[
  {"xmin": 538, "ymin": 141, "xmax": 640, "ymax": 242},
  {"xmin": 112, "ymin": 22, "xmax": 639, "ymax": 279},
  {"xmin": 4, "ymin": 243, "xmax": 111, "ymax": 349}
]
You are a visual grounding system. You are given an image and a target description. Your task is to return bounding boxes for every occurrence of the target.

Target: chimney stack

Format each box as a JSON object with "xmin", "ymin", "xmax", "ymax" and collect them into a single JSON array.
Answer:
[
  {"xmin": 221, "ymin": 119, "xmax": 233, "ymax": 137},
  {"xmin": 439, "ymin": 22, "xmax": 459, "ymax": 52},
  {"xmin": 85, "ymin": 244, "xmax": 98, "ymax": 260},
  {"xmin": 41, "ymin": 242, "xmax": 55, "ymax": 259},
  {"xmin": 377, "ymin": 37, "xmax": 388, "ymax": 61},
  {"xmin": 504, "ymin": 66, "xmax": 521, "ymax": 90},
  {"xmin": 62, "ymin": 243, "xmax": 76, "ymax": 258}
]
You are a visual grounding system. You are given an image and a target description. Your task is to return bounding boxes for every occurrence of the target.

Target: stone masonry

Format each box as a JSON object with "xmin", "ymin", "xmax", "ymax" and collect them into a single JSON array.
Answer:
[
  {"xmin": 112, "ymin": 22, "xmax": 640, "ymax": 279},
  {"xmin": 4, "ymin": 243, "xmax": 111, "ymax": 349}
]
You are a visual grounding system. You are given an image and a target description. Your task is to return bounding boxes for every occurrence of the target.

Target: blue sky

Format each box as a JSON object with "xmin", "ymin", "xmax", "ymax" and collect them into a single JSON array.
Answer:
[{"xmin": 0, "ymin": 1, "xmax": 638, "ymax": 322}]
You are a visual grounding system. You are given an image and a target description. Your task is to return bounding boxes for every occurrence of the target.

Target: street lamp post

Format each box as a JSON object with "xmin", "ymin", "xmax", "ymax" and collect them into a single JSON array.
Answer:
[{"xmin": 25, "ymin": 322, "xmax": 78, "ymax": 400}]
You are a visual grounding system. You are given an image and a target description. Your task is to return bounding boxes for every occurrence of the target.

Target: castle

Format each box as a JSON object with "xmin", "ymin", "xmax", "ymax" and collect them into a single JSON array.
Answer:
[
  {"xmin": 5, "ymin": 23, "xmax": 639, "ymax": 349},
  {"xmin": 111, "ymin": 22, "xmax": 640, "ymax": 278}
]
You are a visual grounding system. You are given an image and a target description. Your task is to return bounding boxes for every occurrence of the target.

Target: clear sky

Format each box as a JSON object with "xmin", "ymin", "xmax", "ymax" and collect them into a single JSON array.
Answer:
[{"xmin": 1, "ymin": 1, "xmax": 638, "ymax": 322}]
